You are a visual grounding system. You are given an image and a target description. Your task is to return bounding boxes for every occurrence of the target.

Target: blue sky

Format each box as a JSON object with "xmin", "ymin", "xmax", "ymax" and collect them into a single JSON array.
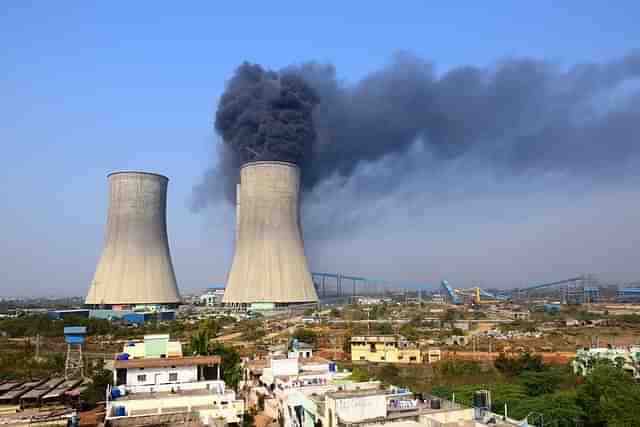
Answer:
[{"xmin": 1, "ymin": 2, "xmax": 639, "ymax": 297}]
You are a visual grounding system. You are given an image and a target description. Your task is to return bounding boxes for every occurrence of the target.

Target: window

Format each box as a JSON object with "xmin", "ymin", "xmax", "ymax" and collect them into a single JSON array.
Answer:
[
  {"xmin": 398, "ymin": 355, "xmax": 403, "ymax": 360},
  {"xmin": 381, "ymin": 356, "xmax": 386, "ymax": 361},
  {"xmin": 360, "ymin": 356, "xmax": 366, "ymax": 360},
  {"xmin": 137, "ymin": 374, "xmax": 147, "ymax": 382},
  {"xmin": 169, "ymin": 373, "xmax": 178, "ymax": 382},
  {"xmin": 409, "ymin": 356, "xmax": 417, "ymax": 361}
]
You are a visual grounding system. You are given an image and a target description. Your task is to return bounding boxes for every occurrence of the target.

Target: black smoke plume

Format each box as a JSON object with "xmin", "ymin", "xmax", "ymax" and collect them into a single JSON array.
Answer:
[
  {"xmin": 193, "ymin": 51, "xmax": 640, "ymax": 209},
  {"xmin": 212, "ymin": 62, "xmax": 318, "ymax": 195}
]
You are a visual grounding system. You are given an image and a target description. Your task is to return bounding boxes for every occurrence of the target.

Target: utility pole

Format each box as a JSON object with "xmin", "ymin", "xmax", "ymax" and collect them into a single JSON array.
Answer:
[{"xmin": 35, "ymin": 334, "xmax": 40, "ymax": 360}]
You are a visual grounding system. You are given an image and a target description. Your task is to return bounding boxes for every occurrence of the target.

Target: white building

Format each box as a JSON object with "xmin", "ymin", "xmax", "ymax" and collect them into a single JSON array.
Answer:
[
  {"xmin": 281, "ymin": 386, "xmax": 490, "ymax": 427},
  {"xmin": 288, "ymin": 340, "xmax": 314, "ymax": 359},
  {"xmin": 106, "ymin": 335, "xmax": 244, "ymax": 426},
  {"xmin": 200, "ymin": 288, "xmax": 226, "ymax": 306},
  {"xmin": 572, "ymin": 346, "xmax": 640, "ymax": 378}
]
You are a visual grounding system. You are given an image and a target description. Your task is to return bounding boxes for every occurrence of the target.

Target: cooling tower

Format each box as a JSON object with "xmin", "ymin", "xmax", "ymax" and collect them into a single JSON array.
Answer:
[
  {"xmin": 222, "ymin": 161, "xmax": 319, "ymax": 305},
  {"xmin": 85, "ymin": 171, "xmax": 181, "ymax": 306}
]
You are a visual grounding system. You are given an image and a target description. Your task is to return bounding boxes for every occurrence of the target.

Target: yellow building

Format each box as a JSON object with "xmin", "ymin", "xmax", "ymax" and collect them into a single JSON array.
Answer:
[{"xmin": 351, "ymin": 335, "xmax": 422, "ymax": 364}]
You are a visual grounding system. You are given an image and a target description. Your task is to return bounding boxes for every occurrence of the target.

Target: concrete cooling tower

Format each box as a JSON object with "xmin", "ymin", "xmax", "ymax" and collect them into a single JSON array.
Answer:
[
  {"xmin": 222, "ymin": 161, "xmax": 319, "ymax": 307},
  {"xmin": 85, "ymin": 171, "xmax": 181, "ymax": 308}
]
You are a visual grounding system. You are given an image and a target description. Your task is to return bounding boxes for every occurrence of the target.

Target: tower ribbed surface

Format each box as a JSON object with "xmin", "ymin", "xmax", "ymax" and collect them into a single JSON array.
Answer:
[
  {"xmin": 85, "ymin": 171, "xmax": 181, "ymax": 305},
  {"xmin": 222, "ymin": 162, "xmax": 318, "ymax": 304}
]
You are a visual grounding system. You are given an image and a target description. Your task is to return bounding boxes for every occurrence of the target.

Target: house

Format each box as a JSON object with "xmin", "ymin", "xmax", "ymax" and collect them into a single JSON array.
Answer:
[
  {"xmin": 572, "ymin": 346, "xmax": 640, "ymax": 378},
  {"xmin": 289, "ymin": 340, "xmax": 314, "ymax": 359},
  {"xmin": 281, "ymin": 386, "xmax": 481, "ymax": 427},
  {"xmin": 350, "ymin": 336, "xmax": 422, "ymax": 364},
  {"xmin": 106, "ymin": 334, "xmax": 244, "ymax": 426},
  {"xmin": 425, "ymin": 348, "xmax": 442, "ymax": 364}
]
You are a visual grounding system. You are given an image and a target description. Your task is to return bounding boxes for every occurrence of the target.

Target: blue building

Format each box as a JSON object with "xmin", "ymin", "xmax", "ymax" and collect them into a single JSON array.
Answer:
[{"xmin": 617, "ymin": 288, "xmax": 640, "ymax": 302}]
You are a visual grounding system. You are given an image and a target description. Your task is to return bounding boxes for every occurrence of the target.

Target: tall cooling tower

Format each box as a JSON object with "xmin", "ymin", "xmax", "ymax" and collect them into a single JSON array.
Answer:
[
  {"xmin": 85, "ymin": 171, "xmax": 181, "ymax": 306},
  {"xmin": 222, "ymin": 161, "xmax": 318, "ymax": 305}
]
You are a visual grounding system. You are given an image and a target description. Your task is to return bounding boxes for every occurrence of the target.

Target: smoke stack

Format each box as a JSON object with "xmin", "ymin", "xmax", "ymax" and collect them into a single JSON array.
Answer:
[
  {"xmin": 222, "ymin": 161, "xmax": 318, "ymax": 306},
  {"xmin": 85, "ymin": 171, "xmax": 181, "ymax": 307}
]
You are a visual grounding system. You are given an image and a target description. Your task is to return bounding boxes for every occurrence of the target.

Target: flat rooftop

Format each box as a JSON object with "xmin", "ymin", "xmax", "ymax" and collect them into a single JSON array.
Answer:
[
  {"xmin": 114, "ymin": 355, "xmax": 220, "ymax": 369},
  {"xmin": 116, "ymin": 387, "xmax": 235, "ymax": 402}
]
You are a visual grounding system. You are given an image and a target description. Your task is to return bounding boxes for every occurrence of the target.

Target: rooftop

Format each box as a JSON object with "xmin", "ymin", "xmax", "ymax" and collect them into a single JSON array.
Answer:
[
  {"xmin": 114, "ymin": 355, "xmax": 220, "ymax": 369},
  {"xmin": 115, "ymin": 386, "xmax": 235, "ymax": 402}
]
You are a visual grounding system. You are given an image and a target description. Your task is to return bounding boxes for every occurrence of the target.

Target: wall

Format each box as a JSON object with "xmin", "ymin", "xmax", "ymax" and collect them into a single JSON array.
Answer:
[
  {"xmin": 126, "ymin": 366, "xmax": 197, "ymax": 386},
  {"xmin": 419, "ymin": 408, "xmax": 474, "ymax": 426},
  {"xmin": 108, "ymin": 392, "xmax": 244, "ymax": 424},
  {"xmin": 328, "ymin": 394, "xmax": 387, "ymax": 424},
  {"xmin": 272, "ymin": 358, "xmax": 299, "ymax": 377}
]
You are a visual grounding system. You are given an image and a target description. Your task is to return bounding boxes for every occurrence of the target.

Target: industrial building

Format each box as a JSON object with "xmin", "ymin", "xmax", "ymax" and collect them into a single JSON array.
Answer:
[
  {"xmin": 351, "ymin": 336, "xmax": 423, "ymax": 364},
  {"xmin": 85, "ymin": 171, "xmax": 181, "ymax": 320},
  {"xmin": 199, "ymin": 287, "xmax": 226, "ymax": 306},
  {"xmin": 617, "ymin": 287, "xmax": 640, "ymax": 302},
  {"xmin": 222, "ymin": 161, "xmax": 318, "ymax": 309}
]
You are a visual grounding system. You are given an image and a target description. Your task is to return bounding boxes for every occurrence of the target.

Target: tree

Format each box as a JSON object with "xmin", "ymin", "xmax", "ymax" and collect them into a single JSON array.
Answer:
[
  {"xmin": 576, "ymin": 362, "xmax": 640, "ymax": 427},
  {"xmin": 189, "ymin": 330, "xmax": 211, "ymax": 356},
  {"xmin": 80, "ymin": 361, "xmax": 113, "ymax": 409},
  {"xmin": 377, "ymin": 322, "xmax": 393, "ymax": 335},
  {"xmin": 508, "ymin": 390, "xmax": 585, "ymax": 426},
  {"xmin": 494, "ymin": 352, "xmax": 544, "ymax": 376},
  {"xmin": 379, "ymin": 364, "xmax": 400, "ymax": 384},
  {"xmin": 210, "ymin": 343, "xmax": 243, "ymax": 391},
  {"xmin": 293, "ymin": 328, "xmax": 317, "ymax": 347},
  {"xmin": 243, "ymin": 407, "xmax": 256, "ymax": 427},
  {"xmin": 399, "ymin": 324, "xmax": 420, "ymax": 341},
  {"xmin": 519, "ymin": 370, "xmax": 562, "ymax": 396}
]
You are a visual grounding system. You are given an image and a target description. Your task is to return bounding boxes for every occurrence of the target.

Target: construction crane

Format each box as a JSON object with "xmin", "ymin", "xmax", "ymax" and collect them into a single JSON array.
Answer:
[
  {"xmin": 440, "ymin": 280, "xmax": 461, "ymax": 305},
  {"xmin": 473, "ymin": 287, "xmax": 499, "ymax": 304}
]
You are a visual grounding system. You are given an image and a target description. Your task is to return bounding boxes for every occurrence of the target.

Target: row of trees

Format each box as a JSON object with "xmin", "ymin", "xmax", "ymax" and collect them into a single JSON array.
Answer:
[{"xmin": 0, "ymin": 314, "xmax": 189, "ymax": 338}]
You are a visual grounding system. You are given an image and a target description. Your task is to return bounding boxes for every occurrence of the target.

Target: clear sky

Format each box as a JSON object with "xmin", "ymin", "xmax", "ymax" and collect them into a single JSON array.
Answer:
[{"xmin": 1, "ymin": 2, "xmax": 639, "ymax": 297}]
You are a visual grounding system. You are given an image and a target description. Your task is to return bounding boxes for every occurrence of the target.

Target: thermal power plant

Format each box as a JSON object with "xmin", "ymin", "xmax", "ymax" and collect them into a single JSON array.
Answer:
[
  {"xmin": 85, "ymin": 171, "xmax": 181, "ymax": 319},
  {"xmin": 222, "ymin": 161, "xmax": 319, "ymax": 308}
]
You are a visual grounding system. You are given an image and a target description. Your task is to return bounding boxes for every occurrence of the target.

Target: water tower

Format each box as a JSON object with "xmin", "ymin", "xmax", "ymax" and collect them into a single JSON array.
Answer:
[{"xmin": 64, "ymin": 326, "xmax": 86, "ymax": 379}]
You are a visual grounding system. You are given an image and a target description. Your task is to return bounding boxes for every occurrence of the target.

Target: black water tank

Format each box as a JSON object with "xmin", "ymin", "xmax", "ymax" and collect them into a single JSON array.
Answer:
[{"xmin": 430, "ymin": 399, "xmax": 441, "ymax": 409}]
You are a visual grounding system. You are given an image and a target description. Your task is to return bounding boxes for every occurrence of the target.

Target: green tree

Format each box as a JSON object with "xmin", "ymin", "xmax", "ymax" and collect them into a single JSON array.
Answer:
[
  {"xmin": 243, "ymin": 407, "xmax": 256, "ymax": 427},
  {"xmin": 399, "ymin": 324, "xmax": 420, "ymax": 341},
  {"xmin": 519, "ymin": 370, "xmax": 562, "ymax": 396},
  {"xmin": 189, "ymin": 330, "xmax": 211, "ymax": 356},
  {"xmin": 494, "ymin": 352, "xmax": 544, "ymax": 376},
  {"xmin": 508, "ymin": 390, "xmax": 585, "ymax": 427},
  {"xmin": 292, "ymin": 328, "xmax": 317, "ymax": 347},
  {"xmin": 80, "ymin": 362, "xmax": 113, "ymax": 409},
  {"xmin": 576, "ymin": 362, "xmax": 640, "ymax": 427},
  {"xmin": 210, "ymin": 343, "xmax": 243, "ymax": 391},
  {"xmin": 376, "ymin": 322, "xmax": 393, "ymax": 335}
]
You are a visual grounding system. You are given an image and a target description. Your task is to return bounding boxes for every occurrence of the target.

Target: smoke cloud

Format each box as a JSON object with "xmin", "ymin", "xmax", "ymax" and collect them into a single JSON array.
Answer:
[
  {"xmin": 211, "ymin": 62, "xmax": 319, "ymax": 199},
  {"xmin": 194, "ymin": 51, "xmax": 640, "ymax": 229}
]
